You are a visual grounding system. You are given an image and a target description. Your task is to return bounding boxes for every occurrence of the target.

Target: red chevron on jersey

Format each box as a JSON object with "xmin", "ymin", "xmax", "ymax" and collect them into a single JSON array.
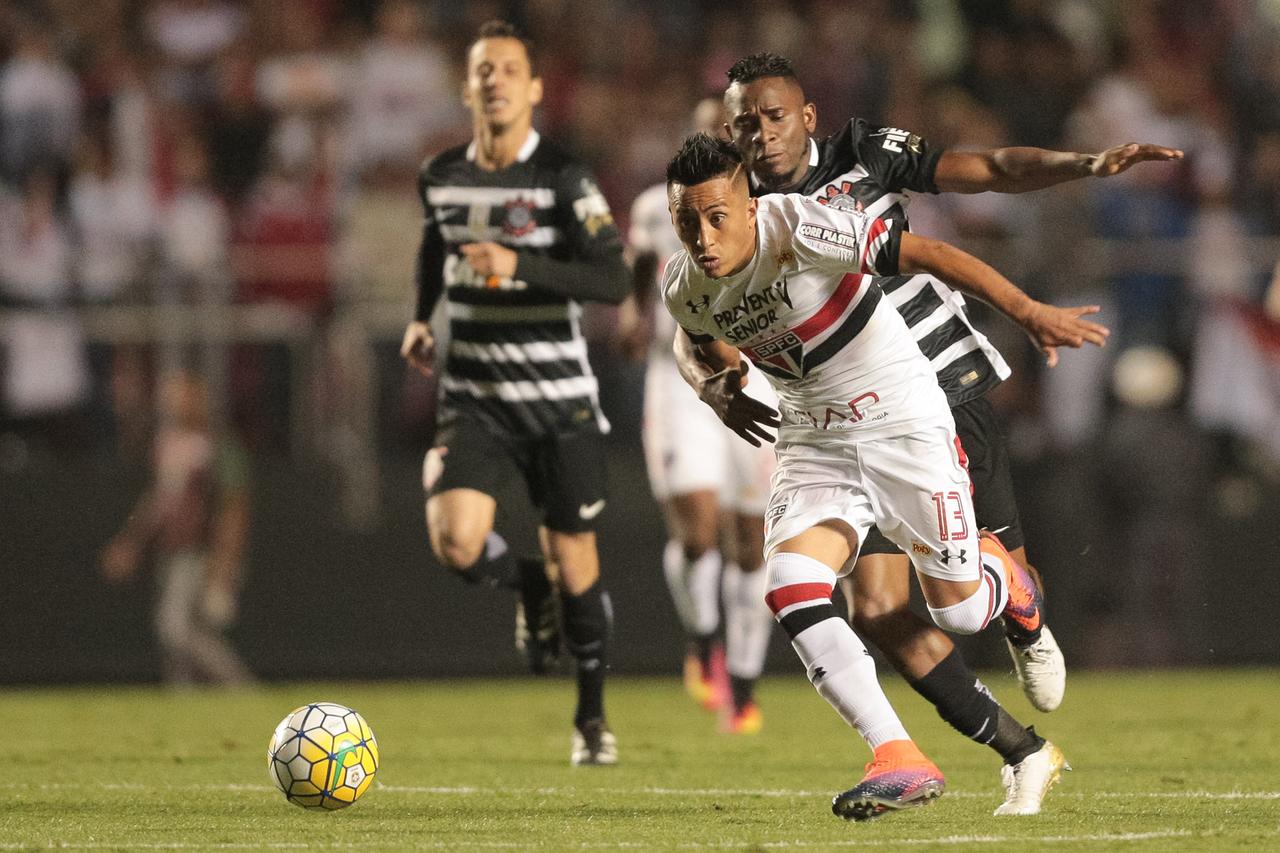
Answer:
[{"xmin": 793, "ymin": 273, "xmax": 865, "ymax": 341}]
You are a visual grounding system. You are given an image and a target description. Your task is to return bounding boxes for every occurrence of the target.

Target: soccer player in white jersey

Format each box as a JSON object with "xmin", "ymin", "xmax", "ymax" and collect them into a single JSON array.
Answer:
[
  {"xmin": 719, "ymin": 53, "xmax": 1167, "ymax": 813},
  {"xmin": 661, "ymin": 134, "xmax": 1101, "ymax": 820},
  {"xmin": 624, "ymin": 101, "xmax": 777, "ymax": 733}
]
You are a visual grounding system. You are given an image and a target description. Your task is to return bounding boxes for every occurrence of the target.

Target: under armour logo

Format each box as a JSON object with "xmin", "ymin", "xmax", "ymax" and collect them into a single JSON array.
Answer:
[
  {"xmin": 686, "ymin": 295, "xmax": 710, "ymax": 313},
  {"xmin": 810, "ymin": 666, "xmax": 827, "ymax": 683},
  {"xmin": 941, "ymin": 548, "xmax": 967, "ymax": 564}
]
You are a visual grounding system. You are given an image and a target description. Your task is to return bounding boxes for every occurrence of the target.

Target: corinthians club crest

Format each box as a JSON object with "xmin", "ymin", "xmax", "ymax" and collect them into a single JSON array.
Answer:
[
  {"xmin": 816, "ymin": 181, "xmax": 864, "ymax": 213},
  {"xmin": 502, "ymin": 197, "xmax": 538, "ymax": 237}
]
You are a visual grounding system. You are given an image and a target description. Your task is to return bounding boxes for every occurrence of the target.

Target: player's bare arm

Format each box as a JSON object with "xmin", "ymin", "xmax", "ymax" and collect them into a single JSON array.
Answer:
[
  {"xmin": 934, "ymin": 143, "xmax": 1184, "ymax": 195},
  {"xmin": 898, "ymin": 232, "xmax": 1110, "ymax": 367},
  {"xmin": 674, "ymin": 327, "xmax": 780, "ymax": 447}
]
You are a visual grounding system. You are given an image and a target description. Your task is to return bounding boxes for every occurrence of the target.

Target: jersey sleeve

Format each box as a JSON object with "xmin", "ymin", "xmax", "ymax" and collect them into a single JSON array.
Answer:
[
  {"xmin": 847, "ymin": 118, "xmax": 944, "ymax": 195},
  {"xmin": 413, "ymin": 159, "xmax": 446, "ymax": 322},
  {"xmin": 513, "ymin": 161, "xmax": 630, "ymax": 304}
]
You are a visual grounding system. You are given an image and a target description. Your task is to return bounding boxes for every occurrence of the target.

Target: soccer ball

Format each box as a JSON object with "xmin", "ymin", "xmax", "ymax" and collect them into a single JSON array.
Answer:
[{"xmin": 267, "ymin": 702, "xmax": 380, "ymax": 810}]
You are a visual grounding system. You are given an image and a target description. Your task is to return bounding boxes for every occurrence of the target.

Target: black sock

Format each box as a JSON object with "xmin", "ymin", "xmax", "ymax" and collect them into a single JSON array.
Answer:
[
  {"xmin": 561, "ymin": 582, "xmax": 610, "ymax": 727},
  {"xmin": 446, "ymin": 532, "xmax": 521, "ymax": 590},
  {"xmin": 692, "ymin": 634, "xmax": 716, "ymax": 672},
  {"xmin": 729, "ymin": 675, "xmax": 755, "ymax": 712},
  {"xmin": 908, "ymin": 648, "xmax": 1044, "ymax": 766}
]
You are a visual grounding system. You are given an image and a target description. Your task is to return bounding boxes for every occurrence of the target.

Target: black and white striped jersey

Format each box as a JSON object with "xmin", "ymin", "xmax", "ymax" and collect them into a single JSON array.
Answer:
[
  {"xmin": 414, "ymin": 130, "xmax": 629, "ymax": 438},
  {"xmin": 756, "ymin": 118, "xmax": 1010, "ymax": 407}
]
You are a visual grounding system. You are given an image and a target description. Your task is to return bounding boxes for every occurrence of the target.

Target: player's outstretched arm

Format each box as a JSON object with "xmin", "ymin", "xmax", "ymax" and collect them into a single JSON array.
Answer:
[
  {"xmin": 898, "ymin": 233, "xmax": 1110, "ymax": 367},
  {"xmin": 934, "ymin": 143, "xmax": 1184, "ymax": 194},
  {"xmin": 674, "ymin": 328, "xmax": 780, "ymax": 446}
]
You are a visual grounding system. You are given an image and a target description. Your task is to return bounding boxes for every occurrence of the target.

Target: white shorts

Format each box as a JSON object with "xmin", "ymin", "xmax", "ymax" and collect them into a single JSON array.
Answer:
[
  {"xmin": 763, "ymin": 422, "xmax": 980, "ymax": 583},
  {"xmin": 642, "ymin": 356, "xmax": 777, "ymax": 515}
]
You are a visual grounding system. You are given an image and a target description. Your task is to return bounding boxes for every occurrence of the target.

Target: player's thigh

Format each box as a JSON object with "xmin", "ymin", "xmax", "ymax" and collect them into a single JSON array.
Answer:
[
  {"xmin": 764, "ymin": 433, "xmax": 874, "ymax": 574},
  {"xmin": 535, "ymin": 427, "xmax": 609, "ymax": 539},
  {"xmin": 424, "ymin": 414, "xmax": 510, "ymax": 565},
  {"xmin": 861, "ymin": 427, "xmax": 981, "ymax": 590},
  {"xmin": 643, "ymin": 359, "xmax": 731, "ymax": 503},
  {"xmin": 539, "ymin": 526, "xmax": 600, "ymax": 595},
  {"xmin": 665, "ymin": 490, "xmax": 721, "ymax": 556},
  {"xmin": 952, "ymin": 396, "xmax": 1025, "ymax": 551}
]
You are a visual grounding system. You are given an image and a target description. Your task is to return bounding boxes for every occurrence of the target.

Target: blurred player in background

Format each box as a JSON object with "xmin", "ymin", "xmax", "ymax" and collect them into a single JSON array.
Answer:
[
  {"xmin": 101, "ymin": 370, "xmax": 252, "ymax": 686},
  {"xmin": 662, "ymin": 134, "xmax": 1097, "ymax": 818},
  {"xmin": 621, "ymin": 99, "xmax": 776, "ymax": 734},
  {"xmin": 722, "ymin": 52, "xmax": 1170, "ymax": 808},
  {"xmin": 400, "ymin": 21, "xmax": 629, "ymax": 766}
]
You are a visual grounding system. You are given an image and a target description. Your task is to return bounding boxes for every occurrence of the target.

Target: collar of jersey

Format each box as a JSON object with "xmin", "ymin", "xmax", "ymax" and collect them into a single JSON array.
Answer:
[
  {"xmin": 466, "ymin": 128, "xmax": 541, "ymax": 164},
  {"xmin": 749, "ymin": 138, "xmax": 819, "ymax": 191}
]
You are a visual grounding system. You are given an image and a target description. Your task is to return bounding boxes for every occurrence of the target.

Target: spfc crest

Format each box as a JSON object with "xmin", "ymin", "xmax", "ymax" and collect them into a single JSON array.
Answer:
[
  {"xmin": 746, "ymin": 330, "xmax": 805, "ymax": 378},
  {"xmin": 816, "ymin": 181, "xmax": 864, "ymax": 213},
  {"xmin": 503, "ymin": 198, "xmax": 537, "ymax": 237}
]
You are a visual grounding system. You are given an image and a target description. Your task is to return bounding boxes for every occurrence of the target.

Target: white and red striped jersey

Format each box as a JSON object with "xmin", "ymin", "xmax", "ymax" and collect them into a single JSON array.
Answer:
[{"xmin": 662, "ymin": 194, "xmax": 951, "ymax": 440}]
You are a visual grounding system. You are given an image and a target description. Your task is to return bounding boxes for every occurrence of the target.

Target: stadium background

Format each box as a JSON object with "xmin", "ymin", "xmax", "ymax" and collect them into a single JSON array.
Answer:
[{"xmin": 3, "ymin": 0, "xmax": 1280, "ymax": 685}]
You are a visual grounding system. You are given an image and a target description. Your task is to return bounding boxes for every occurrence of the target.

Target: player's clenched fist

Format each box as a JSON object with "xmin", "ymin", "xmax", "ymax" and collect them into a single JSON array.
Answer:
[
  {"xmin": 401, "ymin": 321, "xmax": 436, "ymax": 376},
  {"xmin": 698, "ymin": 362, "xmax": 781, "ymax": 447}
]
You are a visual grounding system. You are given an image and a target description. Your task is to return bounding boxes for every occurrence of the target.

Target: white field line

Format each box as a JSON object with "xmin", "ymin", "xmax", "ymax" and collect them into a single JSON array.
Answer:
[
  {"xmin": 7, "ymin": 829, "xmax": 1274, "ymax": 850},
  {"xmin": 5, "ymin": 781, "xmax": 1280, "ymax": 801}
]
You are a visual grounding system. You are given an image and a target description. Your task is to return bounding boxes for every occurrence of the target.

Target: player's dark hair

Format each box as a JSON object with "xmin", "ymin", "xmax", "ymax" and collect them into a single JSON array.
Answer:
[
  {"xmin": 666, "ymin": 133, "xmax": 743, "ymax": 187},
  {"xmin": 726, "ymin": 52, "xmax": 798, "ymax": 85},
  {"xmin": 471, "ymin": 19, "xmax": 537, "ymax": 73}
]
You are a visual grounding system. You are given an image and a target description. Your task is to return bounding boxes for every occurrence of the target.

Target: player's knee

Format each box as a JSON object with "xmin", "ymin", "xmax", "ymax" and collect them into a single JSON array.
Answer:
[
  {"xmin": 851, "ymin": 594, "xmax": 913, "ymax": 644},
  {"xmin": 432, "ymin": 530, "xmax": 485, "ymax": 573},
  {"xmin": 926, "ymin": 598, "xmax": 989, "ymax": 635}
]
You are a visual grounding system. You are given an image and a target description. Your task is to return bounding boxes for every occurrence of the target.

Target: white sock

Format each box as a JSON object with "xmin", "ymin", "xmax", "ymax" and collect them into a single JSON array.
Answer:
[
  {"xmin": 926, "ymin": 553, "xmax": 1008, "ymax": 635},
  {"xmin": 766, "ymin": 551, "xmax": 910, "ymax": 748},
  {"xmin": 723, "ymin": 562, "xmax": 772, "ymax": 680},
  {"xmin": 662, "ymin": 540, "xmax": 721, "ymax": 637}
]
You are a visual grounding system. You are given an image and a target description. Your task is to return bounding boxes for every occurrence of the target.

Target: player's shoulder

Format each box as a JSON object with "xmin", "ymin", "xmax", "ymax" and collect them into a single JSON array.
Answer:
[
  {"xmin": 660, "ymin": 250, "xmax": 700, "ymax": 308},
  {"xmin": 418, "ymin": 144, "xmax": 470, "ymax": 186},
  {"xmin": 528, "ymin": 134, "xmax": 591, "ymax": 176},
  {"xmin": 770, "ymin": 193, "xmax": 868, "ymax": 265}
]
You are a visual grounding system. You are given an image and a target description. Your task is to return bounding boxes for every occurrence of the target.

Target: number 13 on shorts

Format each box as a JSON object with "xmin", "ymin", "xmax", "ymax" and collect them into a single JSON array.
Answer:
[{"xmin": 931, "ymin": 491, "xmax": 970, "ymax": 541}]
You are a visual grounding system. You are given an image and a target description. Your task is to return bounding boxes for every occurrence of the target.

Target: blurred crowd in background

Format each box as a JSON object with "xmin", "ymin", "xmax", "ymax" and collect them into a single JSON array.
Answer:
[{"xmin": 5, "ymin": 0, "xmax": 1280, "ymax": 677}]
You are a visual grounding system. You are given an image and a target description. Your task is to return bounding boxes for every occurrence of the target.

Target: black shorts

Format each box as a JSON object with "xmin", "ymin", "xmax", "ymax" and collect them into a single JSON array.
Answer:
[
  {"xmin": 859, "ymin": 395, "xmax": 1025, "ymax": 556},
  {"xmin": 428, "ymin": 412, "xmax": 609, "ymax": 534}
]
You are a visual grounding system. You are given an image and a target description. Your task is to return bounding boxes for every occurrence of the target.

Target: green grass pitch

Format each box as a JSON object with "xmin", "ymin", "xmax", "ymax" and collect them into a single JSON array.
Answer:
[{"xmin": 4, "ymin": 671, "xmax": 1279, "ymax": 851}]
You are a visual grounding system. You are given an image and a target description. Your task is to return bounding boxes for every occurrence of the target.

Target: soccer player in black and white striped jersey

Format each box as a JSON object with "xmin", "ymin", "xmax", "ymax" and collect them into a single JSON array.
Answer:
[
  {"xmin": 400, "ymin": 21, "xmax": 628, "ymax": 766},
  {"xmin": 721, "ymin": 52, "xmax": 1173, "ymax": 814}
]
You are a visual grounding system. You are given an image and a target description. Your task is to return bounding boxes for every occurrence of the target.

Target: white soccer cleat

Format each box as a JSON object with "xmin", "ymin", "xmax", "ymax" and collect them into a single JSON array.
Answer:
[
  {"xmin": 1006, "ymin": 626, "xmax": 1066, "ymax": 712},
  {"xmin": 571, "ymin": 719, "xmax": 618, "ymax": 766},
  {"xmin": 993, "ymin": 741, "xmax": 1070, "ymax": 816}
]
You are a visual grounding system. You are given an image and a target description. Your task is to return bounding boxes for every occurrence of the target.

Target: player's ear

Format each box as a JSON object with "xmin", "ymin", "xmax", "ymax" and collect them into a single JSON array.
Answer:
[
  {"xmin": 529, "ymin": 76, "xmax": 544, "ymax": 107},
  {"xmin": 803, "ymin": 102, "xmax": 817, "ymax": 134},
  {"xmin": 461, "ymin": 80, "xmax": 471, "ymax": 108},
  {"xmin": 747, "ymin": 196, "xmax": 758, "ymax": 226}
]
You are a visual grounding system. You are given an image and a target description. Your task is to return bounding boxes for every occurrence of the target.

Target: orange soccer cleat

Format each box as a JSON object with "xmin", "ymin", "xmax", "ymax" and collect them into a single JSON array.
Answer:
[{"xmin": 831, "ymin": 740, "xmax": 946, "ymax": 821}]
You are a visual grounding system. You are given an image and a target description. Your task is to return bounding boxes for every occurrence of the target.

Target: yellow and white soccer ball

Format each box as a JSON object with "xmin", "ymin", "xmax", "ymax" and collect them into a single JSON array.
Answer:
[{"xmin": 267, "ymin": 702, "xmax": 379, "ymax": 810}]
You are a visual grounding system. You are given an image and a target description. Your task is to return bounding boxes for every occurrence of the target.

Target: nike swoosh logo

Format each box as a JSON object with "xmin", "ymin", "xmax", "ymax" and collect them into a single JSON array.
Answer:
[{"xmin": 578, "ymin": 499, "xmax": 606, "ymax": 520}]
